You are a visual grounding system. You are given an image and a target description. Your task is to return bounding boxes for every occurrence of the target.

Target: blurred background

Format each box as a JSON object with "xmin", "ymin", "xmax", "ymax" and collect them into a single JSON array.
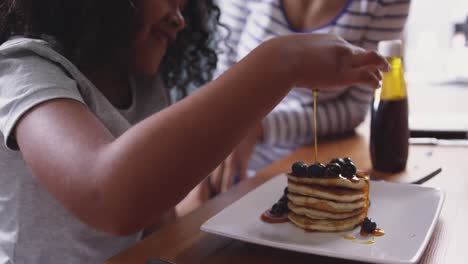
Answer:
[
  {"xmin": 405, "ymin": 0, "xmax": 468, "ymax": 83},
  {"xmin": 403, "ymin": 0, "xmax": 468, "ymax": 138}
]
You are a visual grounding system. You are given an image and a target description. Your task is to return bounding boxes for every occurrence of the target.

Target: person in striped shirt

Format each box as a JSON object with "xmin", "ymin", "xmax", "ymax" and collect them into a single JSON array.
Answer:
[{"xmin": 209, "ymin": 0, "xmax": 411, "ymax": 193}]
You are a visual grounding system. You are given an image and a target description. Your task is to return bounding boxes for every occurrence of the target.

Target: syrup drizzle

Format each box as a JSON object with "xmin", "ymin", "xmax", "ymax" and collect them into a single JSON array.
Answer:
[
  {"xmin": 261, "ymin": 209, "xmax": 289, "ymax": 223},
  {"xmin": 313, "ymin": 90, "xmax": 318, "ymax": 162},
  {"xmin": 342, "ymin": 228, "xmax": 385, "ymax": 245}
]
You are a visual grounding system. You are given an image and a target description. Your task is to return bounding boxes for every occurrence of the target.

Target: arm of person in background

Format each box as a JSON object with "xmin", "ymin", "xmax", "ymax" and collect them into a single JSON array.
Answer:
[
  {"xmin": 205, "ymin": 0, "xmax": 256, "ymax": 194},
  {"xmin": 176, "ymin": 0, "xmax": 252, "ymax": 213},
  {"xmin": 176, "ymin": 0, "xmax": 257, "ymax": 213}
]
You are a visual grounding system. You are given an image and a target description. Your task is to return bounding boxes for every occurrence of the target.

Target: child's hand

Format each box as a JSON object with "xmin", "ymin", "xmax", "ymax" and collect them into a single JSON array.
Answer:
[{"xmin": 268, "ymin": 34, "xmax": 390, "ymax": 90}]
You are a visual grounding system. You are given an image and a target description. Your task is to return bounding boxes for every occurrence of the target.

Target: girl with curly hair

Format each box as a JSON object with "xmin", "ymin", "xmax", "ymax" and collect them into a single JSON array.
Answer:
[{"xmin": 0, "ymin": 0, "xmax": 388, "ymax": 262}]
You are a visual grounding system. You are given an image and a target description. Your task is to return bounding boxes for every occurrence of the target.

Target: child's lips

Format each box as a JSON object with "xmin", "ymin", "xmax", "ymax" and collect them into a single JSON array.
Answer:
[{"xmin": 150, "ymin": 28, "xmax": 176, "ymax": 47}]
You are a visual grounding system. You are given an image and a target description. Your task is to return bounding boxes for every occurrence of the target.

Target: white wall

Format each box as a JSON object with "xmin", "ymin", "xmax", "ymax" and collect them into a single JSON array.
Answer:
[{"xmin": 404, "ymin": 0, "xmax": 468, "ymax": 82}]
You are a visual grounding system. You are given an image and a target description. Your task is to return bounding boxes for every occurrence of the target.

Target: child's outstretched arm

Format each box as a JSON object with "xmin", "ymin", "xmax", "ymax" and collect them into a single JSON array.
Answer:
[{"xmin": 15, "ymin": 34, "xmax": 388, "ymax": 236}]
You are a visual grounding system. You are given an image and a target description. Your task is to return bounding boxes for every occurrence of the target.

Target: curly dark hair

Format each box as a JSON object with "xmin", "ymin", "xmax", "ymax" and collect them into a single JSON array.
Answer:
[{"xmin": 0, "ymin": 0, "xmax": 221, "ymax": 98}]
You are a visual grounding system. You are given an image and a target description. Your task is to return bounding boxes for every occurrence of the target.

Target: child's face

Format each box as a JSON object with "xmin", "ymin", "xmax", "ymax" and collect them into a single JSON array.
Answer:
[{"xmin": 130, "ymin": 0, "xmax": 186, "ymax": 75}]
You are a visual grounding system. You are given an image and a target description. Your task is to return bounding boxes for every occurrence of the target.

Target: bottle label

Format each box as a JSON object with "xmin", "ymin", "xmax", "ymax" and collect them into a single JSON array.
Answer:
[{"xmin": 380, "ymin": 57, "xmax": 407, "ymax": 100}]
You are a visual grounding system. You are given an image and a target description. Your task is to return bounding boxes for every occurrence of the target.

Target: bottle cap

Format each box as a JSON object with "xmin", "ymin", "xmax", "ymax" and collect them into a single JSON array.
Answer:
[{"xmin": 378, "ymin": 40, "xmax": 402, "ymax": 57}]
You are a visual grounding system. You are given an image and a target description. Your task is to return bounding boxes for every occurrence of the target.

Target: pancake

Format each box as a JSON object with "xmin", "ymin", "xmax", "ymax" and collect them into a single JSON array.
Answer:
[
  {"xmin": 267, "ymin": 161, "xmax": 371, "ymax": 233},
  {"xmin": 287, "ymin": 174, "xmax": 368, "ymax": 190},
  {"xmin": 288, "ymin": 202, "xmax": 365, "ymax": 220},
  {"xmin": 288, "ymin": 211, "xmax": 367, "ymax": 232},
  {"xmin": 287, "ymin": 193, "xmax": 368, "ymax": 213},
  {"xmin": 288, "ymin": 180, "xmax": 366, "ymax": 202},
  {"xmin": 286, "ymin": 169, "xmax": 369, "ymax": 232}
]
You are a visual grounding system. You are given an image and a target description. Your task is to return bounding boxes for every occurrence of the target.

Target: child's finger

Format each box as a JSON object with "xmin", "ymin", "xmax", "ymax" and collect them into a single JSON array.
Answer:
[
  {"xmin": 374, "ymin": 69, "xmax": 383, "ymax": 80},
  {"xmin": 211, "ymin": 162, "xmax": 225, "ymax": 194},
  {"xmin": 360, "ymin": 70, "xmax": 382, "ymax": 88},
  {"xmin": 221, "ymin": 154, "xmax": 235, "ymax": 193},
  {"xmin": 351, "ymin": 51, "xmax": 390, "ymax": 72}
]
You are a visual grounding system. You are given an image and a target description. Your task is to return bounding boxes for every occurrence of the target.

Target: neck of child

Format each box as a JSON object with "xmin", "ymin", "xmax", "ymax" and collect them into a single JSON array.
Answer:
[{"xmin": 87, "ymin": 68, "xmax": 133, "ymax": 110}]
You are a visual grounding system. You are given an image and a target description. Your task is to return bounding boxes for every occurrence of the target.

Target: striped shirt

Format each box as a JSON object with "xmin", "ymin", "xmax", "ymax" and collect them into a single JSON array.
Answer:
[{"xmin": 215, "ymin": 0, "xmax": 410, "ymax": 172}]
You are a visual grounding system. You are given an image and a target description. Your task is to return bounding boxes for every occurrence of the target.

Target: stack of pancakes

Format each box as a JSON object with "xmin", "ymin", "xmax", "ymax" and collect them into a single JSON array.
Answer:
[{"xmin": 287, "ymin": 173, "xmax": 369, "ymax": 232}]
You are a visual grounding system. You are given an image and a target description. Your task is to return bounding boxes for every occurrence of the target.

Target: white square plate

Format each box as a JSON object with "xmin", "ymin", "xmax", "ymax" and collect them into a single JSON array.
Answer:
[{"xmin": 201, "ymin": 174, "xmax": 444, "ymax": 264}]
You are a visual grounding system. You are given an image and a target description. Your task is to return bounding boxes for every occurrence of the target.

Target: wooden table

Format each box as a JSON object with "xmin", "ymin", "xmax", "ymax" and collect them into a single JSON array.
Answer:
[
  {"xmin": 106, "ymin": 81, "xmax": 468, "ymax": 264},
  {"xmin": 105, "ymin": 123, "xmax": 468, "ymax": 263}
]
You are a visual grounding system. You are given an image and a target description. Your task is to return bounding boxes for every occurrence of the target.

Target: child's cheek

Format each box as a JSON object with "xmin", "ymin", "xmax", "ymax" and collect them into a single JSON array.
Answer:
[{"xmin": 130, "ymin": 36, "xmax": 167, "ymax": 75}]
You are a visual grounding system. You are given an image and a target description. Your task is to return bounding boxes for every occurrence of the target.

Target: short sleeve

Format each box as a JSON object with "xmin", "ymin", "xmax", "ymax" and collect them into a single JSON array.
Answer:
[{"xmin": 0, "ymin": 50, "xmax": 85, "ymax": 150}]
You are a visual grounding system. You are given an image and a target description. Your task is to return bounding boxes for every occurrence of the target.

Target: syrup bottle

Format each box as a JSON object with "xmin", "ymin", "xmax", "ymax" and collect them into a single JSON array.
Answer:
[{"xmin": 370, "ymin": 40, "xmax": 409, "ymax": 173}]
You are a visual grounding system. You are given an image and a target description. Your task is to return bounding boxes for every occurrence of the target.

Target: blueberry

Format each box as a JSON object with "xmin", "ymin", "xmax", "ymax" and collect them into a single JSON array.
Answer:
[
  {"xmin": 330, "ymin": 158, "xmax": 346, "ymax": 167},
  {"xmin": 362, "ymin": 217, "xmax": 377, "ymax": 233},
  {"xmin": 271, "ymin": 203, "xmax": 281, "ymax": 216},
  {"xmin": 363, "ymin": 217, "xmax": 372, "ymax": 225},
  {"xmin": 284, "ymin": 187, "xmax": 289, "ymax": 195},
  {"xmin": 343, "ymin": 157, "xmax": 353, "ymax": 164},
  {"xmin": 279, "ymin": 199, "xmax": 289, "ymax": 209},
  {"xmin": 342, "ymin": 162, "xmax": 357, "ymax": 178},
  {"xmin": 277, "ymin": 199, "xmax": 287, "ymax": 206},
  {"xmin": 362, "ymin": 222, "xmax": 372, "ymax": 233},
  {"xmin": 325, "ymin": 163, "xmax": 342, "ymax": 177},
  {"xmin": 307, "ymin": 163, "xmax": 326, "ymax": 177},
  {"xmin": 291, "ymin": 161, "xmax": 308, "ymax": 177},
  {"xmin": 279, "ymin": 195, "xmax": 288, "ymax": 203},
  {"xmin": 271, "ymin": 201, "xmax": 289, "ymax": 216}
]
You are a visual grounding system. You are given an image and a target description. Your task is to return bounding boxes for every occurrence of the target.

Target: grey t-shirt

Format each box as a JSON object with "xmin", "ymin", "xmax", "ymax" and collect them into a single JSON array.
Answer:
[{"xmin": 0, "ymin": 37, "xmax": 170, "ymax": 263}]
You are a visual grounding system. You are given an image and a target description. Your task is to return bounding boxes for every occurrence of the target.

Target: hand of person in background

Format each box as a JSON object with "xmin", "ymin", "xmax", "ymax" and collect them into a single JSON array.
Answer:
[{"xmin": 210, "ymin": 123, "xmax": 263, "ymax": 193}]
